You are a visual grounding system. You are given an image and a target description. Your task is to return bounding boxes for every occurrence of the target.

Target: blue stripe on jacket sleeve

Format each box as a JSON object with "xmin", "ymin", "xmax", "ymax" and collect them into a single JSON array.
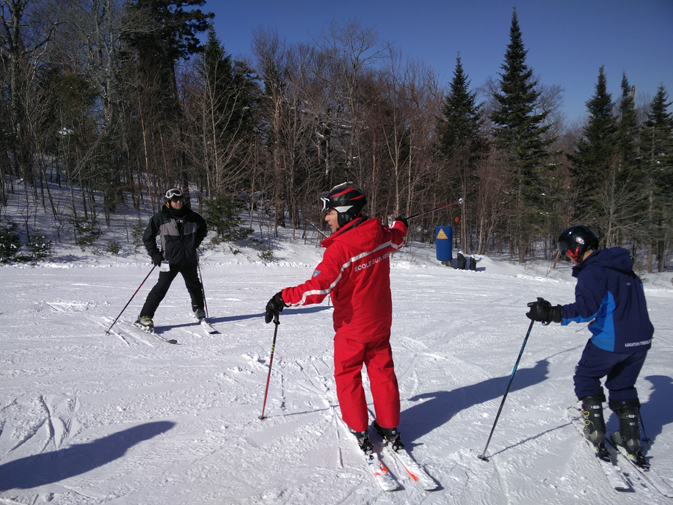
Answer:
[
  {"xmin": 587, "ymin": 292, "xmax": 616, "ymax": 352},
  {"xmin": 562, "ymin": 313, "xmax": 596, "ymax": 325}
]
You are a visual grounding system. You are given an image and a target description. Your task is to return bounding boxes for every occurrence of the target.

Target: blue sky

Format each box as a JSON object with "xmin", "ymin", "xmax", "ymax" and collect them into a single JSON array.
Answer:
[{"xmin": 202, "ymin": 0, "xmax": 673, "ymax": 124}]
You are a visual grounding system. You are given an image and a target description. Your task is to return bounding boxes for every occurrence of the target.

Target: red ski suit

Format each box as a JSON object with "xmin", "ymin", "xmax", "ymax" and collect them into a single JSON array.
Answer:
[{"xmin": 281, "ymin": 217, "xmax": 407, "ymax": 431}]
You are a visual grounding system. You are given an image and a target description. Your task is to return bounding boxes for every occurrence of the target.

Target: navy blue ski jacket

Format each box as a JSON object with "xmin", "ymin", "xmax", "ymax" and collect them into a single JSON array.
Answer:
[{"xmin": 561, "ymin": 247, "xmax": 653, "ymax": 353}]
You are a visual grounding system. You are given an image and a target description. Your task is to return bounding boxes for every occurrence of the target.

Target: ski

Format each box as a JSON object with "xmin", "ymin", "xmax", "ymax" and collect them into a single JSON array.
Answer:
[
  {"xmin": 567, "ymin": 407, "xmax": 631, "ymax": 491},
  {"xmin": 189, "ymin": 313, "xmax": 219, "ymax": 335},
  {"xmin": 607, "ymin": 437, "xmax": 673, "ymax": 498},
  {"xmin": 362, "ymin": 447, "xmax": 400, "ymax": 492},
  {"xmin": 120, "ymin": 321, "xmax": 178, "ymax": 345},
  {"xmin": 337, "ymin": 418, "xmax": 399, "ymax": 491},
  {"xmin": 199, "ymin": 319, "xmax": 219, "ymax": 334},
  {"xmin": 364, "ymin": 413, "xmax": 437, "ymax": 491},
  {"xmin": 376, "ymin": 435, "xmax": 437, "ymax": 491}
]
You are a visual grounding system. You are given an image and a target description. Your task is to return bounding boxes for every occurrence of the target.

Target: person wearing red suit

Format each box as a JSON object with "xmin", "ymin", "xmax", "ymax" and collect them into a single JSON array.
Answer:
[{"xmin": 265, "ymin": 183, "xmax": 408, "ymax": 454}]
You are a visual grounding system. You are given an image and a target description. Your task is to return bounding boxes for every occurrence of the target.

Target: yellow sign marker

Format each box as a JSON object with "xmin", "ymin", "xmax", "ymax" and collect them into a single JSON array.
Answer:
[{"xmin": 436, "ymin": 229, "xmax": 448, "ymax": 240}]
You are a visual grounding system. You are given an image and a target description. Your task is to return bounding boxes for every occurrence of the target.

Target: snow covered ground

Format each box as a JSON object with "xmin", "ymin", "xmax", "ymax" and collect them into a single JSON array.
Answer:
[{"xmin": 1, "ymin": 198, "xmax": 673, "ymax": 504}]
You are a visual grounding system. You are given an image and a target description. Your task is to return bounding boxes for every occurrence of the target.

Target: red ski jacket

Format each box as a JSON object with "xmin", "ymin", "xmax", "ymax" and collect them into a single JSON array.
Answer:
[{"xmin": 282, "ymin": 217, "xmax": 407, "ymax": 342}]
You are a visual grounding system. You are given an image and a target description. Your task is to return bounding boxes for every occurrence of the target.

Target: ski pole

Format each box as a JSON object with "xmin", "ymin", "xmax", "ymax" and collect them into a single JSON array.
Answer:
[
  {"xmin": 478, "ymin": 319, "xmax": 535, "ymax": 461},
  {"xmin": 105, "ymin": 265, "xmax": 156, "ymax": 334},
  {"xmin": 259, "ymin": 313, "xmax": 280, "ymax": 420},
  {"xmin": 640, "ymin": 414, "xmax": 652, "ymax": 446},
  {"xmin": 308, "ymin": 220, "xmax": 328, "ymax": 238},
  {"xmin": 197, "ymin": 261, "xmax": 208, "ymax": 319},
  {"xmin": 406, "ymin": 198, "xmax": 463, "ymax": 221}
]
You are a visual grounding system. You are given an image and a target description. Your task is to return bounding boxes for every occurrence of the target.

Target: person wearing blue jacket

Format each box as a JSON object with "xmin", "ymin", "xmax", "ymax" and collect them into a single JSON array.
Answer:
[{"xmin": 526, "ymin": 225, "xmax": 653, "ymax": 466}]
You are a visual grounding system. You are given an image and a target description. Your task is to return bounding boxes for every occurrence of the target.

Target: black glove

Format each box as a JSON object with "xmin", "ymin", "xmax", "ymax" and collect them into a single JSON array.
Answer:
[
  {"xmin": 265, "ymin": 291, "xmax": 286, "ymax": 324},
  {"xmin": 394, "ymin": 216, "xmax": 408, "ymax": 227},
  {"xmin": 526, "ymin": 297, "xmax": 563, "ymax": 325},
  {"xmin": 151, "ymin": 251, "xmax": 164, "ymax": 266}
]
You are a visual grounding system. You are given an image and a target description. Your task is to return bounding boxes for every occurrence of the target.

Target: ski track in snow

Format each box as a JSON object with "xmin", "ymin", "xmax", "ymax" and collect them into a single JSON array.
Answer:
[{"xmin": 1, "ymin": 252, "xmax": 672, "ymax": 504}]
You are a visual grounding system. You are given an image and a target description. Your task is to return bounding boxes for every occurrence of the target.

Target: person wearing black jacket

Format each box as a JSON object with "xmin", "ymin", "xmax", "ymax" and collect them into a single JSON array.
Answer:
[{"xmin": 136, "ymin": 188, "xmax": 208, "ymax": 330}]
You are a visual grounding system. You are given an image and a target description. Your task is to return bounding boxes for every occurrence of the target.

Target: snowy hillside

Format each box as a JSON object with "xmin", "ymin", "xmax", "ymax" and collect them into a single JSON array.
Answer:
[{"xmin": 1, "ymin": 187, "xmax": 673, "ymax": 504}]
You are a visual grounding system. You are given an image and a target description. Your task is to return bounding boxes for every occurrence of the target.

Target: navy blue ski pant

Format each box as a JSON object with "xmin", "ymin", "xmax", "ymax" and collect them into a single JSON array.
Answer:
[
  {"xmin": 574, "ymin": 340, "xmax": 648, "ymax": 403},
  {"xmin": 140, "ymin": 263, "xmax": 204, "ymax": 318}
]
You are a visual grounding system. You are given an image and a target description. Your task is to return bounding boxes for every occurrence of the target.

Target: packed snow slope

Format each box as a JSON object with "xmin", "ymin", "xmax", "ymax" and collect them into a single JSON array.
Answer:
[{"xmin": 1, "ymin": 237, "xmax": 672, "ymax": 504}]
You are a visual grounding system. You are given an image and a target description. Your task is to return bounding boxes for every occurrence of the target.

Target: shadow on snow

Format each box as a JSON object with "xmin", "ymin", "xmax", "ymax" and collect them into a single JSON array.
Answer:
[
  {"xmin": 626, "ymin": 374, "xmax": 673, "ymax": 446},
  {"xmin": 206, "ymin": 305, "xmax": 331, "ymax": 325},
  {"xmin": 0, "ymin": 421, "xmax": 175, "ymax": 492},
  {"xmin": 399, "ymin": 365, "xmax": 673, "ymax": 456},
  {"xmin": 401, "ymin": 359, "xmax": 550, "ymax": 445}
]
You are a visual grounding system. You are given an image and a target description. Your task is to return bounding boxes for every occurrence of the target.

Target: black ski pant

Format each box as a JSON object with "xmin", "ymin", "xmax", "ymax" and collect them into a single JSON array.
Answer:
[{"xmin": 140, "ymin": 263, "xmax": 204, "ymax": 318}]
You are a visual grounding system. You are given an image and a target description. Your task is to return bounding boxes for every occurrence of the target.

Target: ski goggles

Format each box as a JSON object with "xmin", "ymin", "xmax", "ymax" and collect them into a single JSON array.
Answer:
[
  {"xmin": 558, "ymin": 238, "xmax": 583, "ymax": 261},
  {"xmin": 563, "ymin": 247, "xmax": 578, "ymax": 260},
  {"xmin": 165, "ymin": 188, "xmax": 183, "ymax": 201},
  {"xmin": 320, "ymin": 197, "xmax": 353, "ymax": 214}
]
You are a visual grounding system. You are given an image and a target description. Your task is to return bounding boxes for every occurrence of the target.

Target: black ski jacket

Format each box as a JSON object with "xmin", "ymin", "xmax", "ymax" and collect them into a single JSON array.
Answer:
[{"xmin": 143, "ymin": 205, "xmax": 207, "ymax": 266}]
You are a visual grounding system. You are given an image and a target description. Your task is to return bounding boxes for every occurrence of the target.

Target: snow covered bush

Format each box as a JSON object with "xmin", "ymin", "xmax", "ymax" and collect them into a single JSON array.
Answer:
[
  {"xmin": 131, "ymin": 218, "xmax": 146, "ymax": 254},
  {"xmin": 0, "ymin": 220, "xmax": 21, "ymax": 262},
  {"xmin": 26, "ymin": 229, "xmax": 53, "ymax": 261},
  {"xmin": 202, "ymin": 196, "xmax": 253, "ymax": 245},
  {"xmin": 71, "ymin": 216, "xmax": 102, "ymax": 250},
  {"xmin": 106, "ymin": 239, "xmax": 122, "ymax": 256}
]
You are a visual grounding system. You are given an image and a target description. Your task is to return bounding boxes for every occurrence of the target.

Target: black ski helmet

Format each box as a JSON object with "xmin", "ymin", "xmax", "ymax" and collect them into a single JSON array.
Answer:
[
  {"xmin": 320, "ymin": 182, "xmax": 367, "ymax": 228},
  {"xmin": 558, "ymin": 225, "xmax": 599, "ymax": 261}
]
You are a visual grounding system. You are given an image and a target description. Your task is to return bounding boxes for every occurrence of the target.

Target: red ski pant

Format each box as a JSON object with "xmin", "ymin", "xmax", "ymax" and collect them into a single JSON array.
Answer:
[{"xmin": 333, "ymin": 332, "xmax": 400, "ymax": 432}]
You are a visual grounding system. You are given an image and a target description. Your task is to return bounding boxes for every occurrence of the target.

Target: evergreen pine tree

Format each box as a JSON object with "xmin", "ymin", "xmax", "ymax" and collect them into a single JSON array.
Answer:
[
  {"xmin": 127, "ymin": 0, "xmax": 213, "ymax": 102},
  {"xmin": 616, "ymin": 73, "xmax": 640, "ymax": 176},
  {"xmin": 198, "ymin": 27, "xmax": 259, "ymax": 195},
  {"xmin": 436, "ymin": 54, "xmax": 483, "ymax": 253},
  {"xmin": 124, "ymin": 0, "xmax": 213, "ymax": 196},
  {"xmin": 490, "ymin": 9, "xmax": 555, "ymax": 262},
  {"xmin": 257, "ymin": 51, "xmax": 287, "ymax": 230},
  {"xmin": 437, "ymin": 55, "xmax": 483, "ymax": 158},
  {"xmin": 569, "ymin": 66, "xmax": 617, "ymax": 227},
  {"xmin": 613, "ymin": 72, "xmax": 645, "ymax": 245},
  {"xmin": 641, "ymin": 85, "xmax": 673, "ymax": 270}
]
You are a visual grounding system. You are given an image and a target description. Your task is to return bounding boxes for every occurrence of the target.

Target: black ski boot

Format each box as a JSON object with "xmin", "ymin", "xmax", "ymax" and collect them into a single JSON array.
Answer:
[
  {"xmin": 349, "ymin": 428, "xmax": 373, "ymax": 456},
  {"xmin": 373, "ymin": 421, "xmax": 404, "ymax": 452},
  {"xmin": 580, "ymin": 394, "xmax": 610, "ymax": 462},
  {"xmin": 610, "ymin": 398, "xmax": 648, "ymax": 468}
]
